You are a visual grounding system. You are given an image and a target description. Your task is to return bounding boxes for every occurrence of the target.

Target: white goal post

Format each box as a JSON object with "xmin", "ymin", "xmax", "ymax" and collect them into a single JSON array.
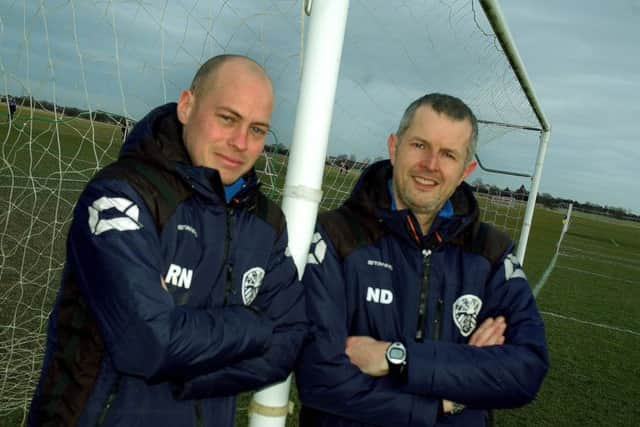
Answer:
[
  {"xmin": 250, "ymin": 1, "xmax": 349, "ymax": 426},
  {"xmin": 480, "ymin": 0, "xmax": 551, "ymax": 263}
]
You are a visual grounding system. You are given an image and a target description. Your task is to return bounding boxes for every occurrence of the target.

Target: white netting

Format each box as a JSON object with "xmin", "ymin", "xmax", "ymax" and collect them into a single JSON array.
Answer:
[{"xmin": 0, "ymin": 0, "xmax": 544, "ymax": 421}]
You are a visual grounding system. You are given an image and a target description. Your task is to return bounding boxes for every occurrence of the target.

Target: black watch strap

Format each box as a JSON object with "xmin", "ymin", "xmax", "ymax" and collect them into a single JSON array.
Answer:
[{"xmin": 385, "ymin": 342, "xmax": 407, "ymax": 379}]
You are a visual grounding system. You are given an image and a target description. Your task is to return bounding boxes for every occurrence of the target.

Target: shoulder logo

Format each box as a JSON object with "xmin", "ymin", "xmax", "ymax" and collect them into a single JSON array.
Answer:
[
  {"xmin": 453, "ymin": 294, "xmax": 483, "ymax": 337},
  {"xmin": 88, "ymin": 196, "xmax": 141, "ymax": 235},
  {"xmin": 504, "ymin": 254, "xmax": 527, "ymax": 281},
  {"xmin": 242, "ymin": 267, "xmax": 265, "ymax": 305},
  {"xmin": 307, "ymin": 232, "xmax": 327, "ymax": 265}
]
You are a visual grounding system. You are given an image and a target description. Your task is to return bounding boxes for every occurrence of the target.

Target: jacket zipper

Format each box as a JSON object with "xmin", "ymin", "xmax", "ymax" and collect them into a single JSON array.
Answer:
[
  {"xmin": 415, "ymin": 249, "xmax": 431, "ymax": 342},
  {"xmin": 223, "ymin": 206, "xmax": 234, "ymax": 305},
  {"xmin": 433, "ymin": 298, "xmax": 444, "ymax": 341}
]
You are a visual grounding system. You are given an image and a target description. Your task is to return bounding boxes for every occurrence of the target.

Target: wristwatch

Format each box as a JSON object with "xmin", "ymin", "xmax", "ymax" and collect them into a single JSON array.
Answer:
[{"xmin": 385, "ymin": 341, "xmax": 407, "ymax": 379}]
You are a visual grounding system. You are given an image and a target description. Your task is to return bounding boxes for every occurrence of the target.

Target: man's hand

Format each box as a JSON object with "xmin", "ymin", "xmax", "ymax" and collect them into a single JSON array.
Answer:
[
  {"xmin": 345, "ymin": 336, "xmax": 390, "ymax": 377},
  {"xmin": 442, "ymin": 400, "xmax": 455, "ymax": 414},
  {"xmin": 468, "ymin": 316, "xmax": 506, "ymax": 347}
]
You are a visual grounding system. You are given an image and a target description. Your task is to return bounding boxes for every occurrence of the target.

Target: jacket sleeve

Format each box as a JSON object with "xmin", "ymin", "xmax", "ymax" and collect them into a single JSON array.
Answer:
[
  {"xmin": 172, "ymin": 226, "xmax": 308, "ymax": 398},
  {"xmin": 403, "ymin": 249, "xmax": 549, "ymax": 409},
  {"xmin": 294, "ymin": 226, "xmax": 440, "ymax": 427},
  {"xmin": 69, "ymin": 179, "xmax": 274, "ymax": 382}
]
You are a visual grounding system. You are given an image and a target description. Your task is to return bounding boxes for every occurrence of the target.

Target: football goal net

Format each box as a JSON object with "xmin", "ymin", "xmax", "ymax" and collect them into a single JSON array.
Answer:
[{"xmin": 0, "ymin": 0, "xmax": 548, "ymax": 424}]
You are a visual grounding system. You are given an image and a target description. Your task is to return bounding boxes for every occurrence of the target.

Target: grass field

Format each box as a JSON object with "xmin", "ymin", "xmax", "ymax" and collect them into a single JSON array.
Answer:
[
  {"xmin": 493, "ymin": 210, "xmax": 640, "ymax": 426},
  {"xmin": 1, "ymin": 109, "xmax": 639, "ymax": 426}
]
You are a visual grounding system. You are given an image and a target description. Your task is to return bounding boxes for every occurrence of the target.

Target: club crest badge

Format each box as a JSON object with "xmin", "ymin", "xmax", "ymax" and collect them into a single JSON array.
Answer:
[
  {"xmin": 452, "ymin": 294, "xmax": 483, "ymax": 337},
  {"xmin": 242, "ymin": 267, "xmax": 265, "ymax": 306}
]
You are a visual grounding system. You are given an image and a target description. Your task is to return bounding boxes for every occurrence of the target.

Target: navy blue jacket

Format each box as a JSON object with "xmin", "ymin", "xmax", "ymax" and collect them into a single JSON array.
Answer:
[
  {"xmin": 295, "ymin": 160, "xmax": 548, "ymax": 427},
  {"xmin": 29, "ymin": 103, "xmax": 307, "ymax": 426}
]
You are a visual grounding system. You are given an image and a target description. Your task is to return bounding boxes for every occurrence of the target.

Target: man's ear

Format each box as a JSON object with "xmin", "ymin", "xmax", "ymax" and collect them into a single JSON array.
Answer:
[
  {"xmin": 177, "ymin": 90, "xmax": 194, "ymax": 125},
  {"xmin": 461, "ymin": 160, "xmax": 478, "ymax": 182},
  {"xmin": 387, "ymin": 133, "xmax": 398, "ymax": 166}
]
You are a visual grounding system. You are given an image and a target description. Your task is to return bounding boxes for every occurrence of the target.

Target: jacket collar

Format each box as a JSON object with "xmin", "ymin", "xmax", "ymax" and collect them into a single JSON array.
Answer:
[{"xmin": 345, "ymin": 160, "xmax": 479, "ymax": 248}]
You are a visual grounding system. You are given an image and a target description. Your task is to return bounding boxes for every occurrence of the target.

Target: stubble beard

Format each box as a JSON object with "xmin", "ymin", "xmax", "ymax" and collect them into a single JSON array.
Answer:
[{"xmin": 396, "ymin": 179, "xmax": 442, "ymax": 218}]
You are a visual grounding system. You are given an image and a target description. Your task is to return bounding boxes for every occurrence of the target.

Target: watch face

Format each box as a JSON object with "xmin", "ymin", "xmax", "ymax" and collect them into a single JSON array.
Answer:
[
  {"xmin": 388, "ymin": 347, "xmax": 405, "ymax": 360},
  {"xmin": 386, "ymin": 343, "xmax": 407, "ymax": 379},
  {"xmin": 387, "ymin": 342, "xmax": 406, "ymax": 365}
]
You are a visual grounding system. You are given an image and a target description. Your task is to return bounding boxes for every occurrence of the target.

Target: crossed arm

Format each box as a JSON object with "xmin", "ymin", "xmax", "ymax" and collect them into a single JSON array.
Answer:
[
  {"xmin": 344, "ymin": 279, "xmax": 546, "ymax": 410},
  {"xmin": 345, "ymin": 316, "xmax": 507, "ymax": 414},
  {"xmin": 71, "ymin": 182, "xmax": 277, "ymax": 382},
  {"xmin": 173, "ymin": 228, "xmax": 307, "ymax": 399},
  {"xmin": 72, "ymin": 180, "xmax": 306, "ymax": 388},
  {"xmin": 297, "ymin": 226, "xmax": 547, "ymax": 425}
]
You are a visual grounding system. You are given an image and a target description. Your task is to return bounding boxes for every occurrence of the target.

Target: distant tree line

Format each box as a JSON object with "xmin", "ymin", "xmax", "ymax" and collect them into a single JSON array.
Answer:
[
  {"xmin": 3, "ymin": 95, "xmax": 131, "ymax": 126},
  {"xmin": 264, "ymin": 143, "xmax": 289, "ymax": 156},
  {"xmin": 325, "ymin": 154, "xmax": 371, "ymax": 171},
  {"xmin": 539, "ymin": 195, "xmax": 638, "ymax": 222},
  {"xmin": 472, "ymin": 178, "xmax": 639, "ymax": 223},
  {"xmin": 474, "ymin": 181, "xmax": 530, "ymax": 201},
  {"xmin": 6, "ymin": 95, "xmax": 638, "ymax": 222}
]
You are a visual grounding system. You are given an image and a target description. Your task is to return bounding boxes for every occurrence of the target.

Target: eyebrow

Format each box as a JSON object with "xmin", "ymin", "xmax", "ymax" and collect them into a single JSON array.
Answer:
[
  {"xmin": 217, "ymin": 107, "xmax": 270, "ymax": 129},
  {"xmin": 410, "ymin": 137, "xmax": 463, "ymax": 157}
]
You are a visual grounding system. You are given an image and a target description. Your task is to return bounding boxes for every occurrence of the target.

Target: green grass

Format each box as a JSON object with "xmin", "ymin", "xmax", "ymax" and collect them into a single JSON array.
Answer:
[
  {"xmin": 495, "ymin": 212, "xmax": 640, "ymax": 426},
  {"xmin": 0, "ymin": 109, "xmax": 123, "ymax": 426},
  {"xmin": 2, "ymin": 108, "xmax": 639, "ymax": 426}
]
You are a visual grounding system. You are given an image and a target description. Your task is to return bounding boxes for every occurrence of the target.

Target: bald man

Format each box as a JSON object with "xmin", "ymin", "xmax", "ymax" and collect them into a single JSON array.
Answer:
[{"xmin": 29, "ymin": 55, "xmax": 307, "ymax": 427}]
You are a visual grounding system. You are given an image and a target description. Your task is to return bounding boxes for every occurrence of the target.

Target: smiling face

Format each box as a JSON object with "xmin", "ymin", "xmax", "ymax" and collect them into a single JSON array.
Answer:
[
  {"xmin": 177, "ymin": 58, "xmax": 274, "ymax": 184},
  {"xmin": 388, "ymin": 104, "xmax": 477, "ymax": 232}
]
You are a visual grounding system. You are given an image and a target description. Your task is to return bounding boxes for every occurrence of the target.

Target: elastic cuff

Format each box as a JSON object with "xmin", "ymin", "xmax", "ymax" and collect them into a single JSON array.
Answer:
[
  {"xmin": 409, "ymin": 395, "xmax": 440, "ymax": 427},
  {"xmin": 404, "ymin": 341, "xmax": 436, "ymax": 395}
]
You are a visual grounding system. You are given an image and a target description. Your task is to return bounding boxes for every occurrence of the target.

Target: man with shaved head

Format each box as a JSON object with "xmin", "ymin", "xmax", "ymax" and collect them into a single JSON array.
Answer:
[{"xmin": 29, "ymin": 54, "xmax": 307, "ymax": 427}]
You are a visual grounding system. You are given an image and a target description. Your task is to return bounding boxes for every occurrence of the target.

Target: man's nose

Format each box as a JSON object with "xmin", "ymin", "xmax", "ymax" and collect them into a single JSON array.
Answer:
[
  {"xmin": 418, "ymin": 151, "xmax": 439, "ymax": 171},
  {"xmin": 229, "ymin": 127, "xmax": 248, "ymax": 151}
]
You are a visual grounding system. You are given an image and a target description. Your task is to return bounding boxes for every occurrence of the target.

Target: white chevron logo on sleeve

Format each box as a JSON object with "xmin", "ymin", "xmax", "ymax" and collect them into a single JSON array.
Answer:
[
  {"xmin": 307, "ymin": 232, "xmax": 327, "ymax": 265},
  {"xmin": 504, "ymin": 254, "xmax": 527, "ymax": 281},
  {"xmin": 88, "ymin": 196, "xmax": 141, "ymax": 235}
]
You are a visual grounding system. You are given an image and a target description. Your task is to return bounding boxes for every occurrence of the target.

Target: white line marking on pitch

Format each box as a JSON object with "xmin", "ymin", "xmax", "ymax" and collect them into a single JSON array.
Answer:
[
  {"xmin": 541, "ymin": 311, "xmax": 640, "ymax": 337},
  {"xmin": 555, "ymin": 266, "xmax": 640, "ymax": 285},
  {"xmin": 533, "ymin": 250, "xmax": 558, "ymax": 298}
]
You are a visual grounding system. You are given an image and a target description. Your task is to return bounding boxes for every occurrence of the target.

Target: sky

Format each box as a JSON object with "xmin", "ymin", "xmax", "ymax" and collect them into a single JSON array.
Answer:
[
  {"xmin": 499, "ymin": 1, "xmax": 640, "ymax": 214},
  {"xmin": 1, "ymin": 0, "xmax": 638, "ymax": 214}
]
